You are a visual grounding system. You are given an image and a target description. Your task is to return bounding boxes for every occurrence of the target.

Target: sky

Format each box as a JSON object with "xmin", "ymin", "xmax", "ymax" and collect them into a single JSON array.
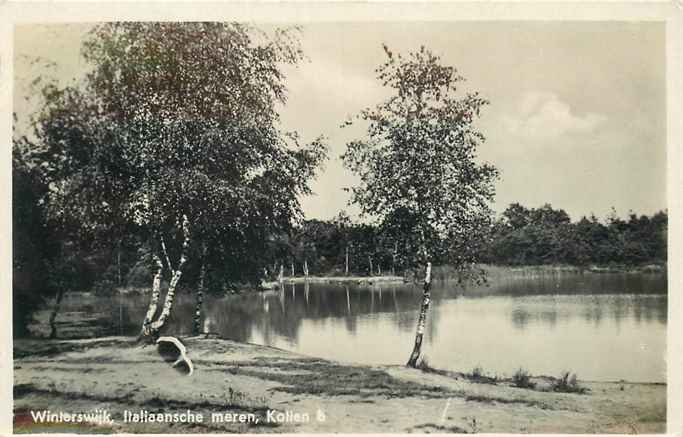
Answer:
[{"xmin": 14, "ymin": 22, "xmax": 667, "ymax": 222}]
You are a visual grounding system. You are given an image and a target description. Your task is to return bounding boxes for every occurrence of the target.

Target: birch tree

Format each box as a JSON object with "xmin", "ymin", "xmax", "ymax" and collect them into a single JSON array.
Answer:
[
  {"xmin": 342, "ymin": 45, "xmax": 498, "ymax": 367},
  {"xmin": 32, "ymin": 22, "xmax": 326, "ymax": 341}
]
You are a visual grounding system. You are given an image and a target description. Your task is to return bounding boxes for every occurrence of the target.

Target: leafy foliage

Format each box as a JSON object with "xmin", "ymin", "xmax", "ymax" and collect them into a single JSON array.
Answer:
[
  {"xmin": 512, "ymin": 368, "xmax": 535, "ymax": 389},
  {"xmin": 265, "ymin": 204, "xmax": 667, "ymax": 278},
  {"xmin": 484, "ymin": 203, "xmax": 667, "ymax": 267},
  {"xmin": 342, "ymin": 45, "xmax": 498, "ymax": 272},
  {"xmin": 552, "ymin": 371, "xmax": 587, "ymax": 394},
  {"xmin": 29, "ymin": 22, "xmax": 327, "ymax": 287},
  {"xmin": 12, "ymin": 146, "xmax": 57, "ymax": 335},
  {"xmin": 13, "ymin": 23, "xmax": 327, "ymax": 335}
]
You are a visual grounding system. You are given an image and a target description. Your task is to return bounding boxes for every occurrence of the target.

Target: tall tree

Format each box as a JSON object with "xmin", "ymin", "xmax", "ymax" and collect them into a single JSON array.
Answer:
[
  {"xmin": 331, "ymin": 211, "xmax": 352, "ymax": 275},
  {"xmin": 342, "ymin": 45, "xmax": 498, "ymax": 367},
  {"xmin": 30, "ymin": 23, "xmax": 326, "ymax": 340},
  {"xmin": 12, "ymin": 135, "xmax": 57, "ymax": 336}
]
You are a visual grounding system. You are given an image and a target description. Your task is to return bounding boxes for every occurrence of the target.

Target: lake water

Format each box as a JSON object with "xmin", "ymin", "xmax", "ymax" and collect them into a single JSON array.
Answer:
[{"xmin": 66, "ymin": 272, "xmax": 668, "ymax": 383}]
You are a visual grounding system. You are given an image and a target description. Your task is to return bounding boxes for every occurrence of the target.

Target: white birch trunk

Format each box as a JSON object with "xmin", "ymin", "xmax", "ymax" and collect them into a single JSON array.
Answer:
[
  {"xmin": 407, "ymin": 262, "xmax": 432, "ymax": 367},
  {"xmin": 345, "ymin": 245, "xmax": 349, "ymax": 276},
  {"xmin": 140, "ymin": 254, "xmax": 164, "ymax": 336},
  {"xmin": 392, "ymin": 241, "xmax": 398, "ymax": 276},
  {"xmin": 149, "ymin": 215, "xmax": 191, "ymax": 334}
]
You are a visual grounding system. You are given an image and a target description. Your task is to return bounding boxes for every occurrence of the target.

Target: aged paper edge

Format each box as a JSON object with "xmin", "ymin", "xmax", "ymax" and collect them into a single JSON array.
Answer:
[{"xmin": 0, "ymin": 2, "xmax": 680, "ymax": 436}]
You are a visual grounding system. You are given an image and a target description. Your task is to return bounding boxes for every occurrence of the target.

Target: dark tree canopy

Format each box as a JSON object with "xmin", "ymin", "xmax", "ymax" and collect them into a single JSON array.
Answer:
[
  {"xmin": 30, "ymin": 22, "xmax": 327, "ymax": 285},
  {"xmin": 485, "ymin": 204, "xmax": 667, "ymax": 267}
]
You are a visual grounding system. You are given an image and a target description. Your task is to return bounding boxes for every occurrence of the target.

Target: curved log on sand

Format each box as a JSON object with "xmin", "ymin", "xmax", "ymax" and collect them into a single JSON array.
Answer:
[{"xmin": 156, "ymin": 336, "xmax": 194, "ymax": 376}]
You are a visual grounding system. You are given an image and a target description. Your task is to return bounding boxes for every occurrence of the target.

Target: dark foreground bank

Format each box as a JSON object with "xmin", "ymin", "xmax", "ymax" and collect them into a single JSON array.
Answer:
[{"xmin": 13, "ymin": 337, "xmax": 665, "ymax": 433}]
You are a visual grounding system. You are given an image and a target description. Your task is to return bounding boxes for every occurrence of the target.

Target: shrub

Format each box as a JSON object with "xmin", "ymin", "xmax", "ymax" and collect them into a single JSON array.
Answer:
[
  {"xmin": 512, "ymin": 367, "xmax": 536, "ymax": 389},
  {"xmin": 465, "ymin": 365, "xmax": 498, "ymax": 384},
  {"xmin": 552, "ymin": 371, "xmax": 588, "ymax": 394},
  {"xmin": 470, "ymin": 366, "xmax": 483, "ymax": 379}
]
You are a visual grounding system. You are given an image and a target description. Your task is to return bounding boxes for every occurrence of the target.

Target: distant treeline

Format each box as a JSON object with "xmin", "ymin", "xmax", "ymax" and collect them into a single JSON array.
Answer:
[
  {"xmin": 15, "ymin": 191, "xmax": 667, "ymax": 305},
  {"xmin": 267, "ymin": 204, "xmax": 668, "ymax": 276},
  {"xmin": 482, "ymin": 203, "xmax": 667, "ymax": 267}
]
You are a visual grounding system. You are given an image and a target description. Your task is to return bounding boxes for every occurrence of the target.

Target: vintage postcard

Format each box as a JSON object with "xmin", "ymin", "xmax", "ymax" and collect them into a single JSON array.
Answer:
[{"xmin": 2, "ymin": 1, "xmax": 682, "ymax": 435}]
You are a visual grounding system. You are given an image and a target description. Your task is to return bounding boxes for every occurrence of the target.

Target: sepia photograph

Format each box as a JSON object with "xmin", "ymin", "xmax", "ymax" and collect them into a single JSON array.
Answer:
[{"xmin": 6, "ymin": 6, "xmax": 682, "ymax": 434}]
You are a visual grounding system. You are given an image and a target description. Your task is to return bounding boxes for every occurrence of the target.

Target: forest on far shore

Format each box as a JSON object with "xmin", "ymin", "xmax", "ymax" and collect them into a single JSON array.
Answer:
[{"xmin": 15, "ymin": 150, "xmax": 668, "ymax": 304}]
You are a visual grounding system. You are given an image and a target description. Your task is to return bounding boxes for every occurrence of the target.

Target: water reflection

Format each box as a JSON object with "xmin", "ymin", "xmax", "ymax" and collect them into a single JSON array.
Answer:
[
  {"xmin": 91, "ymin": 272, "xmax": 667, "ymax": 382},
  {"xmin": 194, "ymin": 275, "xmax": 667, "ymax": 344},
  {"xmin": 507, "ymin": 294, "xmax": 666, "ymax": 330}
]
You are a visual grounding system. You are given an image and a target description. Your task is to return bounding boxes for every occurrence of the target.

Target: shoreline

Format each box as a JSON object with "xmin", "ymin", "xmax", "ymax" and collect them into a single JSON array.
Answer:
[
  {"xmin": 261, "ymin": 274, "xmax": 405, "ymax": 289},
  {"xmin": 260, "ymin": 263, "xmax": 666, "ymax": 289},
  {"xmin": 73, "ymin": 263, "xmax": 666, "ymax": 296},
  {"xmin": 14, "ymin": 336, "xmax": 666, "ymax": 433}
]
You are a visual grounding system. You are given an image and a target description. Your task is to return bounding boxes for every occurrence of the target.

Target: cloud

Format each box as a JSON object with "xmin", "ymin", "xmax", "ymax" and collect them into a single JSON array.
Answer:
[{"xmin": 502, "ymin": 92, "xmax": 606, "ymax": 140}]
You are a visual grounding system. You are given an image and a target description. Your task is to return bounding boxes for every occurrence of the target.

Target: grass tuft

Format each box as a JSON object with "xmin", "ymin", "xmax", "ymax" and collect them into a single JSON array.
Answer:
[
  {"xmin": 470, "ymin": 366, "xmax": 483, "ymax": 379},
  {"xmin": 552, "ymin": 371, "xmax": 588, "ymax": 394},
  {"xmin": 512, "ymin": 367, "xmax": 536, "ymax": 389},
  {"xmin": 464, "ymin": 365, "xmax": 498, "ymax": 384}
]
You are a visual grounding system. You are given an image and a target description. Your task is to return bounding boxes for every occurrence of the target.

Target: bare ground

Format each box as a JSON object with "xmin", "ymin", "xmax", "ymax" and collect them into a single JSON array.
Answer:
[{"xmin": 13, "ymin": 336, "xmax": 665, "ymax": 433}]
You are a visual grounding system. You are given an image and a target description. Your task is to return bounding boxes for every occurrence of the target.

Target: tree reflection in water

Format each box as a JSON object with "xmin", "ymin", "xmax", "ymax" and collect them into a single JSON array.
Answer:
[{"xmin": 74, "ymin": 272, "xmax": 666, "ymax": 381}]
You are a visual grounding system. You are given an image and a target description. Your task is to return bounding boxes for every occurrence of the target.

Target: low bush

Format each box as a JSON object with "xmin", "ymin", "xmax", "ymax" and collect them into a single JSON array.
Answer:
[
  {"xmin": 512, "ymin": 367, "xmax": 536, "ymax": 389},
  {"xmin": 470, "ymin": 366, "xmax": 483, "ymax": 379},
  {"xmin": 552, "ymin": 371, "xmax": 588, "ymax": 394},
  {"xmin": 464, "ymin": 366, "xmax": 498, "ymax": 384}
]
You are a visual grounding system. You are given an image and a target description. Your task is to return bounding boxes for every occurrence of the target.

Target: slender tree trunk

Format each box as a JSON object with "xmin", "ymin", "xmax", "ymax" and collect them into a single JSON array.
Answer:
[
  {"xmin": 193, "ymin": 243, "xmax": 207, "ymax": 336},
  {"xmin": 140, "ymin": 254, "xmax": 164, "ymax": 337},
  {"xmin": 278, "ymin": 264, "xmax": 284, "ymax": 284},
  {"xmin": 149, "ymin": 215, "xmax": 191, "ymax": 335},
  {"xmin": 49, "ymin": 288, "xmax": 66, "ymax": 339},
  {"xmin": 303, "ymin": 259, "xmax": 309, "ymax": 277},
  {"xmin": 117, "ymin": 240, "xmax": 122, "ymax": 286},
  {"xmin": 345, "ymin": 245, "xmax": 349, "ymax": 276},
  {"xmin": 378, "ymin": 264, "xmax": 382, "ymax": 276},
  {"xmin": 392, "ymin": 241, "xmax": 398, "ymax": 276},
  {"xmin": 369, "ymin": 256, "xmax": 373, "ymax": 276},
  {"xmin": 407, "ymin": 262, "xmax": 432, "ymax": 368},
  {"xmin": 291, "ymin": 261, "xmax": 295, "ymax": 277}
]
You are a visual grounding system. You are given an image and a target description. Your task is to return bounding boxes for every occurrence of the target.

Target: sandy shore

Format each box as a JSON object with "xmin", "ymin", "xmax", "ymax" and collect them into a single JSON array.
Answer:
[{"xmin": 13, "ymin": 336, "xmax": 665, "ymax": 433}]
